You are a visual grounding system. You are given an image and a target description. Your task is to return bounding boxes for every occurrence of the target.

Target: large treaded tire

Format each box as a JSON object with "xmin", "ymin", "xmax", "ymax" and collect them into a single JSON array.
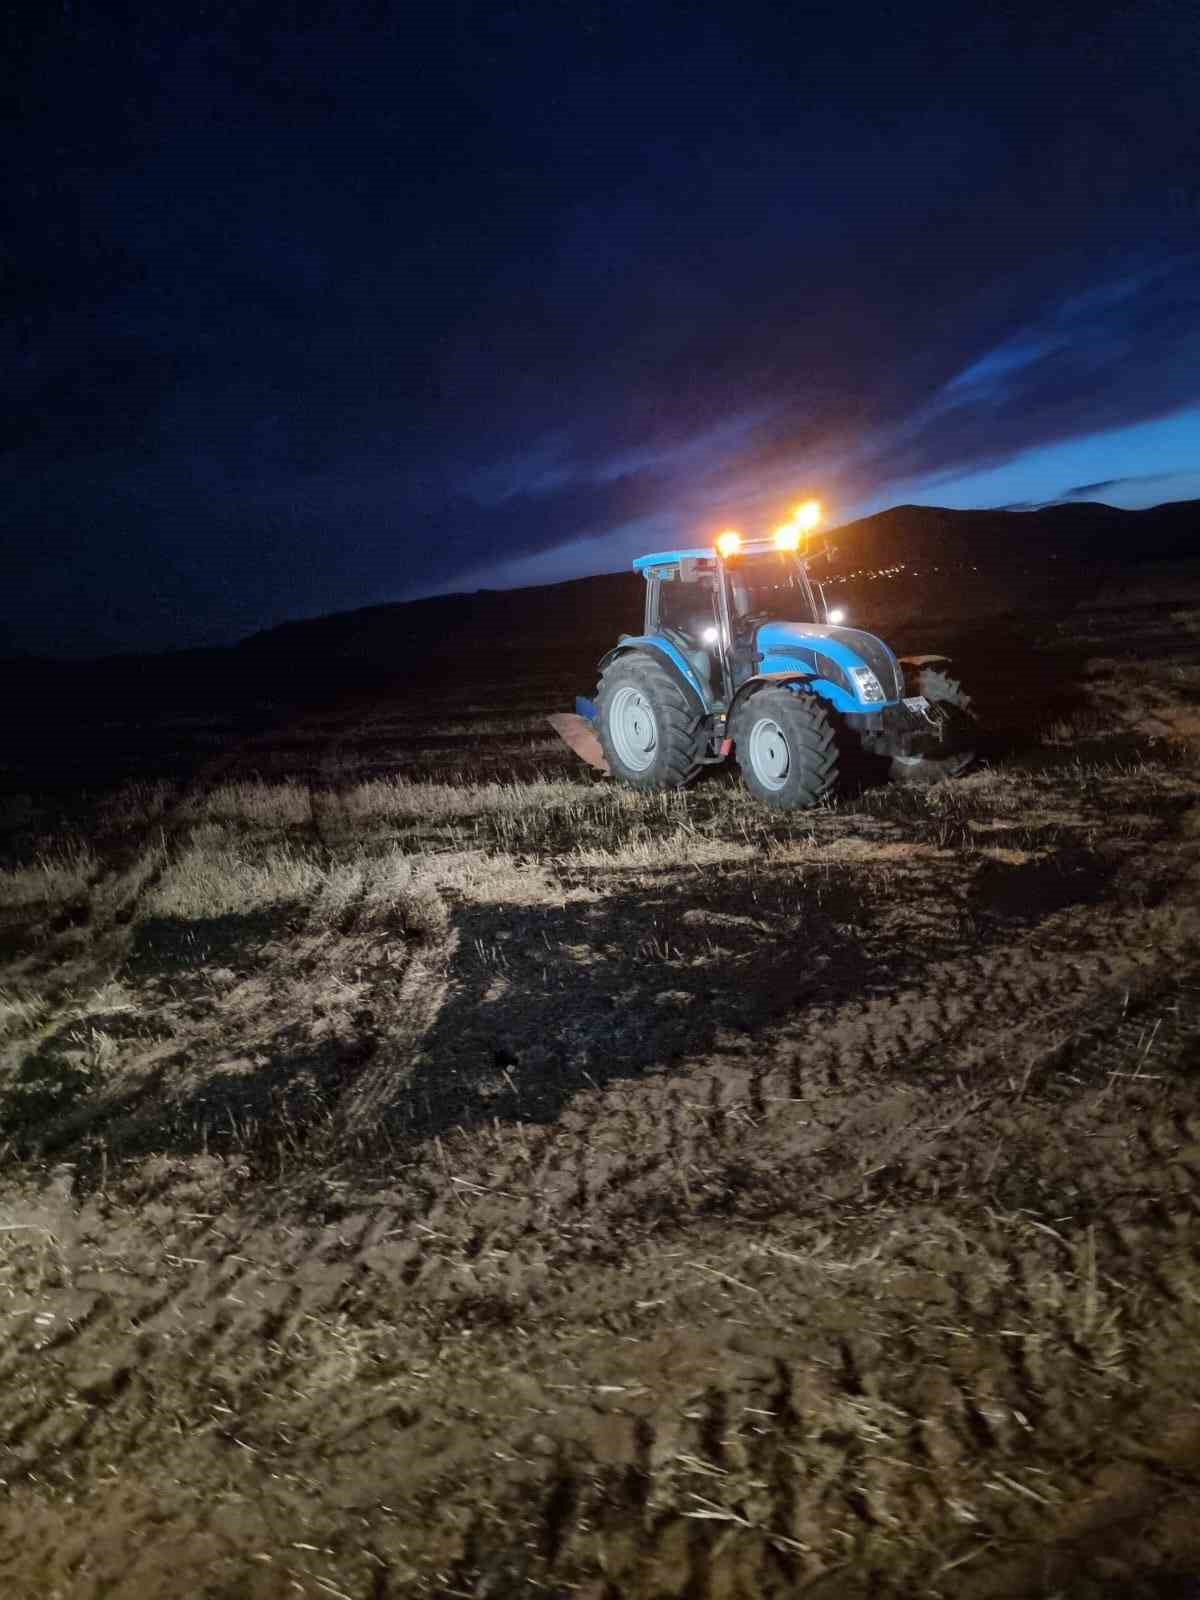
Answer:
[
  {"xmin": 732, "ymin": 687, "xmax": 840, "ymax": 809},
  {"xmin": 596, "ymin": 653, "xmax": 702, "ymax": 790},
  {"xmin": 890, "ymin": 666, "xmax": 976, "ymax": 785}
]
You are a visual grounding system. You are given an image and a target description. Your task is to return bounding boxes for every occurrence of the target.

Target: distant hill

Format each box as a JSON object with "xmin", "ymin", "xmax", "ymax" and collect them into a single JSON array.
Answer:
[
  {"xmin": 235, "ymin": 571, "xmax": 638, "ymax": 663},
  {"xmin": 229, "ymin": 496, "xmax": 1197, "ymax": 667},
  {"xmin": 2, "ymin": 497, "xmax": 1195, "ymax": 791},
  {"xmin": 828, "ymin": 498, "xmax": 1196, "ymax": 573},
  {"xmin": 4, "ymin": 497, "xmax": 1196, "ymax": 695}
]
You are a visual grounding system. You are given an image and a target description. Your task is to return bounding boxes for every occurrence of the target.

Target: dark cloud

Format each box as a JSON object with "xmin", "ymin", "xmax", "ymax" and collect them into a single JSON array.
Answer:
[
  {"xmin": 1063, "ymin": 475, "xmax": 1165, "ymax": 499},
  {"xmin": 848, "ymin": 258, "xmax": 1200, "ymax": 490},
  {"xmin": 4, "ymin": 0, "xmax": 1200, "ymax": 654},
  {"xmin": 1056, "ymin": 469, "xmax": 1200, "ymax": 503}
]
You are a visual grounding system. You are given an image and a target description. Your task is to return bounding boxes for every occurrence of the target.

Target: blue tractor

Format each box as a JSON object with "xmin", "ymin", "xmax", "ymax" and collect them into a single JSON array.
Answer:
[{"xmin": 550, "ymin": 520, "xmax": 975, "ymax": 808}]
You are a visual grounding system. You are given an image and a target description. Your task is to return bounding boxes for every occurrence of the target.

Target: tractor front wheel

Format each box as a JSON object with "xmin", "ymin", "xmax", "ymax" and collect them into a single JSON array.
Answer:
[
  {"xmin": 596, "ymin": 653, "xmax": 702, "ymax": 789},
  {"xmin": 733, "ymin": 687, "xmax": 840, "ymax": 809}
]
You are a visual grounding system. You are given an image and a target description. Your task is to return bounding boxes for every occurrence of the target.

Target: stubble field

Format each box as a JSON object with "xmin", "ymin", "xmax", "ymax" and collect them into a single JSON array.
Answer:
[{"xmin": 2, "ymin": 571, "xmax": 1200, "ymax": 1599}]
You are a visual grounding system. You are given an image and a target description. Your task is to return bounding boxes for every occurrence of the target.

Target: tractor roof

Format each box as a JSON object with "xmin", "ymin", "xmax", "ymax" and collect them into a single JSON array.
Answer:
[
  {"xmin": 633, "ymin": 538, "xmax": 799, "ymax": 574},
  {"xmin": 632, "ymin": 549, "xmax": 715, "ymax": 573}
]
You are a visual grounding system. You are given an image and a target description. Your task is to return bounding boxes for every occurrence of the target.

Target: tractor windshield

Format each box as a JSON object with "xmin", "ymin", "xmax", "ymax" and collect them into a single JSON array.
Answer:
[{"xmin": 726, "ymin": 551, "xmax": 819, "ymax": 624}]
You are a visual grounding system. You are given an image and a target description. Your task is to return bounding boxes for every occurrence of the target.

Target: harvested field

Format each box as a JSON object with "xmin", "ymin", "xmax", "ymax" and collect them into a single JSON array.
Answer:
[{"xmin": 2, "ymin": 572, "xmax": 1200, "ymax": 1598}]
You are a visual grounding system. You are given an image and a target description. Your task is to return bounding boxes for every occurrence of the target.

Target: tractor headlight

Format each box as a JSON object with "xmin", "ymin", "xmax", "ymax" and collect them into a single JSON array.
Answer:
[{"xmin": 851, "ymin": 666, "xmax": 885, "ymax": 703}]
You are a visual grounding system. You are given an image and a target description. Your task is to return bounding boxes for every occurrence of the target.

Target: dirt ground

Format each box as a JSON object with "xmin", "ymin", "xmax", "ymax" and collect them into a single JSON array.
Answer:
[{"xmin": 2, "ymin": 572, "xmax": 1200, "ymax": 1598}]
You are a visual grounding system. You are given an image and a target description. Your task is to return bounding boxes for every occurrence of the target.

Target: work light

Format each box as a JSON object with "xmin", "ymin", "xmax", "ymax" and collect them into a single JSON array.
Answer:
[{"xmin": 794, "ymin": 499, "xmax": 821, "ymax": 532}]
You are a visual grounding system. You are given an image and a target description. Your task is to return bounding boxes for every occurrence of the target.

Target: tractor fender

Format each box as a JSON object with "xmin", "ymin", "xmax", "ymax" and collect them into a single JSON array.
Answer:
[
  {"xmin": 728, "ymin": 671, "xmax": 822, "ymax": 726},
  {"xmin": 597, "ymin": 636, "xmax": 710, "ymax": 717},
  {"xmin": 731, "ymin": 671, "xmax": 865, "ymax": 721}
]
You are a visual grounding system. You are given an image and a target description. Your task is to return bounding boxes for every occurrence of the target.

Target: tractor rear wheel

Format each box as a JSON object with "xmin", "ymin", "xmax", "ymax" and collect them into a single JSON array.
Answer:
[
  {"xmin": 733, "ymin": 687, "xmax": 839, "ymax": 809},
  {"xmin": 596, "ymin": 653, "xmax": 701, "ymax": 789},
  {"xmin": 890, "ymin": 666, "xmax": 976, "ymax": 785}
]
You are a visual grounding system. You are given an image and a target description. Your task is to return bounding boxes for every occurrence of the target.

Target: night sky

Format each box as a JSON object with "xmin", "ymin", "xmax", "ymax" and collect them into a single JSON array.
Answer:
[{"xmin": 6, "ymin": 1, "xmax": 1200, "ymax": 657}]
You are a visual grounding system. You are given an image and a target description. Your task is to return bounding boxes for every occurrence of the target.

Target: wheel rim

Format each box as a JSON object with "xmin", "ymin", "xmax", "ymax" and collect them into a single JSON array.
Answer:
[
  {"xmin": 609, "ymin": 686, "xmax": 658, "ymax": 772},
  {"xmin": 747, "ymin": 716, "xmax": 790, "ymax": 791}
]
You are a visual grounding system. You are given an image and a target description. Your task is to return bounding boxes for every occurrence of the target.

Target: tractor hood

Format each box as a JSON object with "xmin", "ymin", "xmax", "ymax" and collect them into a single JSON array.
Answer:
[{"xmin": 755, "ymin": 620, "xmax": 905, "ymax": 707}]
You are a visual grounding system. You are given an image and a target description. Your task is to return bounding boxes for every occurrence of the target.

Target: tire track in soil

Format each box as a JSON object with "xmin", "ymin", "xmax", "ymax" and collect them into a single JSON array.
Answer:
[
  {"xmin": 305, "ymin": 700, "xmax": 473, "ymax": 1143},
  {"xmin": 348, "ymin": 851, "xmax": 1200, "ymax": 1595},
  {"xmin": 4, "ymin": 813, "xmax": 1200, "ymax": 1592},
  {"xmin": 3, "ymin": 698, "xmax": 445, "ymax": 1166},
  {"xmin": 1, "ymin": 705, "xmax": 349, "ymax": 1060},
  {"xmin": 436, "ymin": 874, "xmax": 1200, "ymax": 1247}
]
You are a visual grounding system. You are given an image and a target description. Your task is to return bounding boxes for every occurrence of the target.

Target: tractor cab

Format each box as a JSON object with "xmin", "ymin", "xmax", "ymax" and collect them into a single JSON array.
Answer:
[{"xmin": 636, "ymin": 539, "xmax": 828, "ymax": 707}]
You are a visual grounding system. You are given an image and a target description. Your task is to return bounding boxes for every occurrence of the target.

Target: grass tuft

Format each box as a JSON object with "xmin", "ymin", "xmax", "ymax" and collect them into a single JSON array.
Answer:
[
  {"xmin": 183, "ymin": 781, "xmax": 313, "ymax": 827},
  {"xmin": 0, "ymin": 843, "xmax": 96, "ymax": 907},
  {"xmin": 144, "ymin": 826, "xmax": 324, "ymax": 918}
]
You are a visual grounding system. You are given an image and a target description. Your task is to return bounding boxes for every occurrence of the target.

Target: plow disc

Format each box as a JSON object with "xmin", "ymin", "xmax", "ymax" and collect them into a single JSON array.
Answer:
[{"xmin": 547, "ymin": 712, "xmax": 609, "ymax": 774}]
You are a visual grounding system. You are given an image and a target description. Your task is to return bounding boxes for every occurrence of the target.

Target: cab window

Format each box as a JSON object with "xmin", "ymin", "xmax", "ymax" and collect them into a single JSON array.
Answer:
[{"xmin": 659, "ymin": 572, "xmax": 716, "ymax": 641}]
